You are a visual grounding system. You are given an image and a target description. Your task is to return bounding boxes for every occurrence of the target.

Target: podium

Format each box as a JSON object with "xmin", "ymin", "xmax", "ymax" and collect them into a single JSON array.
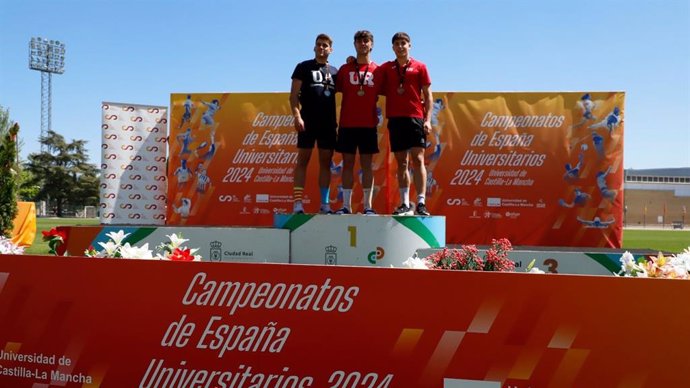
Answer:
[{"xmin": 275, "ymin": 214, "xmax": 445, "ymax": 267}]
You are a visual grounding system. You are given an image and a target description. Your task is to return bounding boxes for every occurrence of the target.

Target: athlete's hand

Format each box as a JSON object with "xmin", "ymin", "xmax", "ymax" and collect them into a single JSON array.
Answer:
[
  {"xmin": 294, "ymin": 116, "xmax": 305, "ymax": 132},
  {"xmin": 423, "ymin": 120, "xmax": 432, "ymax": 134}
]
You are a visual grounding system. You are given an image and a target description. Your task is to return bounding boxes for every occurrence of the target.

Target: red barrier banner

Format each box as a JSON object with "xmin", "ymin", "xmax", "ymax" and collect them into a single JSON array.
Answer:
[
  {"xmin": 167, "ymin": 92, "xmax": 624, "ymax": 248},
  {"xmin": 1, "ymin": 255, "xmax": 686, "ymax": 387}
]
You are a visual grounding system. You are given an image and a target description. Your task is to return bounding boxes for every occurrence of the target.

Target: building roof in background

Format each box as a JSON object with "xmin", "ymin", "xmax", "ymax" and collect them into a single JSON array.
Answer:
[{"xmin": 626, "ymin": 168, "xmax": 690, "ymax": 178}]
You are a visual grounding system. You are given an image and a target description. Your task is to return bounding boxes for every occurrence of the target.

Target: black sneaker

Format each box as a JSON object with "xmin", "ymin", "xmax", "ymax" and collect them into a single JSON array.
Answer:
[
  {"xmin": 393, "ymin": 203, "xmax": 414, "ymax": 216},
  {"xmin": 335, "ymin": 207, "xmax": 351, "ymax": 215},
  {"xmin": 416, "ymin": 203, "xmax": 430, "ymax": 216},
  {"xmin": 363, "ymin": 208, "xmax": 377, "ymax": 215},
  {"xmin": 319, "ymin": 208, "xmax": 334, "ymax": 215}
]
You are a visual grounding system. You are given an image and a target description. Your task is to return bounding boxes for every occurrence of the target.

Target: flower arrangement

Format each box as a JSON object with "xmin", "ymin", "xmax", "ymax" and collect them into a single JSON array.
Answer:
[
  {"xmin": 406, "ymin": 238, "xmax": 517, "ymax": 272},
  {"xmin": 482, "ymin": 238, "xmax": 516, "ymax": 272},
  {"xmin": 0, "ymin": 236, "xmax": 24, "ymax": 255},
  {"xmin": 84, "ymin": 230, "xmax": 202, "ymax": 261},
  {"xmin": 154, "ymin": 233, "xmax": 202, "ymax": 262},
  {"xmin": 41, "ymin": 227, "xmax": 67, "ymax": 255},
  {"xmin": 617, "ymin": 248, "xmax": 690, "ymax": 279}
]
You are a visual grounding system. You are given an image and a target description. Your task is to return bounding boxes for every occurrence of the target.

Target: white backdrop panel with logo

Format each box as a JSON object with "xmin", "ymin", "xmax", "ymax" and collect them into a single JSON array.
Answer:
[{"xmin": 100, "ymin": 102, "xmax": 168, "ymax": 224}]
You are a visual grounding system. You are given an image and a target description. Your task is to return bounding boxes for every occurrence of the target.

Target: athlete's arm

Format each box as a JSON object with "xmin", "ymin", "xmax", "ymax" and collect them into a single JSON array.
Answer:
[
  {"xmin": 289, "ymin": 78, "xmax": 305, "ymax": 132},
  {"xmin": 422, "ymin": 84, "xmax": 433, "ymax": 134}
]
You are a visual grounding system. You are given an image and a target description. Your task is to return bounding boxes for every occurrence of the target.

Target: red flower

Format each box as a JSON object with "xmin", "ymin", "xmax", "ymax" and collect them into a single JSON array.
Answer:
[
  {"xmin": 424, "ymin": 238, "xmax": 515, "ymax": 272},
  {"xmin": 169, "ymin": 247, "xmax": 196, "ymax": 262},
  {"xmin": 41, "ymin": 227, "xmax": 67, "ymax": 256},
  {"xmin": 41, "ymin": 227, "xmax": 66, "ymax": 242}
]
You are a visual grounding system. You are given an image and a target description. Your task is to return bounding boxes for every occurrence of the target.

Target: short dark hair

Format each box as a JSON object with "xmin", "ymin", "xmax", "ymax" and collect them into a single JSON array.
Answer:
[
  {"xmin": 315, "ymin": 33, "xmax": 333, "ymax": 46},
  {"xmin": 391, "ymin": 32, "xmax": 410, "ymax": 44},
  {"xmin": 354, "ymin": 30, "xmax": 373, "ymax": 42}
]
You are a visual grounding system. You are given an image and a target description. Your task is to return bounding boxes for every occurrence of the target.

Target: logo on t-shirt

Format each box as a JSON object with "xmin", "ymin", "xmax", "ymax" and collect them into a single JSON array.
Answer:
[{"xmin": 348, "ymin": 71, "xmax": 374, "ymax": 86}]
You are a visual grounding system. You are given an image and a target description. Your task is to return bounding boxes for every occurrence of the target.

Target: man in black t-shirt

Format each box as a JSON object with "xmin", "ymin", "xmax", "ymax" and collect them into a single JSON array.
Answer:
[{"xmin": 289, "ymin": 33, "xmax": 338, "ymax": 214}]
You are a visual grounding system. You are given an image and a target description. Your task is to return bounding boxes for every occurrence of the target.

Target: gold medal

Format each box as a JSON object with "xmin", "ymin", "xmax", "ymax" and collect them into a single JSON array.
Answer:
[
  {"xmin": 324, "ymin": 89, "xmax": 331, "ymax": 97},
  {"xmin": 397, "ymin": 86, "xmax": 405, "ymax": 95},
  {"xmin": 357, "ymin": 88, "xmax": 365, "ymax": 96}
]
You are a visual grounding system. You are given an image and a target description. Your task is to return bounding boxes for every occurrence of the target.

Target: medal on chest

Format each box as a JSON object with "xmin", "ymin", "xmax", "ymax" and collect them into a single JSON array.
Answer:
[
  {"xmin": 396, "ymin": 60, "xmax": 410, "ymax": 95},
  {"xmin": 355, "ymin": 62, "xmax": 371, "ymax": 97},
  {"xmin": 322, "ymin": 63, "xmax": 332, "ymax": 97}
]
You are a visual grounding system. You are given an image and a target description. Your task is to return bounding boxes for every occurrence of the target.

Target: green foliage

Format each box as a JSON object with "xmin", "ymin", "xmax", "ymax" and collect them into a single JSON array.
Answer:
[
  {"xmin": 24, "ymin": 130, "xmax": 99, "ymax": 216},
  {"xmin": 17, "ymin": 169, "xmax": 40, "ymax": 200},
  {"xmin": 0, "ymin": 106, "xmax": 19, "ymax": 236}
]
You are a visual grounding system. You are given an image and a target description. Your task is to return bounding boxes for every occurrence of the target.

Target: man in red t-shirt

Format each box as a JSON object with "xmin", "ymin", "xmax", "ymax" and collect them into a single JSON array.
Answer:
[
  {"xmin": 335, "ymin": 30, "xmax": 380, "ymax": 215},
  {"xmin": 376, "ymin": 32, "xmax": 433, "ymax": 216}
]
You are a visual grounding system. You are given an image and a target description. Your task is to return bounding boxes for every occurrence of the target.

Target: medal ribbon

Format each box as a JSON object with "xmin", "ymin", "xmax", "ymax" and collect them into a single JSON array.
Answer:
[
  {"xmin": 321, "ymin": 63, "xmax": 332, "ymax": 93},
  {"xmin": 396, "ymin": 59, "xmax": 410, "ymax": 89},
  {"xmin": 355, "ymin": 62, "xmax": 370, "ymax": 91}
]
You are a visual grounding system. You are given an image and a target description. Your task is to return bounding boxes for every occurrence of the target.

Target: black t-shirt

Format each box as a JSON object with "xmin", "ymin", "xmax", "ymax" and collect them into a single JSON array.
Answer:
[{"xmin": 291, "ymin": 59, "xmax": 338, "ymax": 129}]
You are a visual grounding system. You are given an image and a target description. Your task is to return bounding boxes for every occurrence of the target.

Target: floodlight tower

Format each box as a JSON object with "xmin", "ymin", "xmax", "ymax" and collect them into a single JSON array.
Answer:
[{"xmin": 29, "ymin": 37, "xmax": 65, "ymax": 152}]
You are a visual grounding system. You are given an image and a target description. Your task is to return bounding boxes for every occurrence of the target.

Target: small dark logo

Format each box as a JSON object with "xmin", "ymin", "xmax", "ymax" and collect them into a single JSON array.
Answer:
[
  {"xmin": 210, "ymin": 241, "xmax": 222, "ymax": 262},
  {"xmin": 325, "ymin": 245, "xmax": 337, "ymax": 265}
]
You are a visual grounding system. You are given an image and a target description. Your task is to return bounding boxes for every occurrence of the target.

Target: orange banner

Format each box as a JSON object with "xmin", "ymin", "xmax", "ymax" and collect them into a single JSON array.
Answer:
[
  {"xmin": 168, "ymin": 93, "xmax": 391, "ymax": 225},
  {"xmin": 426, "ymin": 92, "xmax": 625, "ymax": 247},
  {"xmin": 167, "ymin": 92, "xmax": 624, "ymax": 248},
  {"xmin": 0, "ymin": 255, "xmax": 686, "ymax": 387},
  {"xmin": 10, "ymin": 202, "xmax": 36, "ymax": 247}
]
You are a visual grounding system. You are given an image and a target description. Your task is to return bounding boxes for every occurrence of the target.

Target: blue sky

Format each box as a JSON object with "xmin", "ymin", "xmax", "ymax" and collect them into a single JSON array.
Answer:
[{"xmin": 1, "ymin": 0, "xmax": 688, "ymax": 169}]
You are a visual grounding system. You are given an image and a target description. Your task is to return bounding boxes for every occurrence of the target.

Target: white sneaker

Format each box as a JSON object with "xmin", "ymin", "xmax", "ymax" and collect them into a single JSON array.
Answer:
[
  {"xmin": 335, "ymin": 207, "xmax": 351, "ymax": 214},
  {"xmin": 392, "ymin": 203, "xmax": 414, "ymax": 216}
]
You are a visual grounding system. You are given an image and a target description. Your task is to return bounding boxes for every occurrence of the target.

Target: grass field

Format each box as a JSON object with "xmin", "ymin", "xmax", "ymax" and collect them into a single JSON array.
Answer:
[
  {"xmin": 22, "ymin": 218, "xmax": 690, "ymax": 255},
  {"xmin": 620, "ymin": 229, "xmax": 690, "ymax": 253},
  {"xmin": 24, "ymin": 217, "xmax": 100, "ymax": 255}
]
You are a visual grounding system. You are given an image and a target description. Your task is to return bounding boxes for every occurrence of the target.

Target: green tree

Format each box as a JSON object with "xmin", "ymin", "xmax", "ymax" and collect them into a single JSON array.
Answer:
[
  {"xmin": 0, "ymin": 106, "xmax": 36, "ymax": 204},
  {"xmin": 0, "ymin": 105, "xmax": 23, "ymax": 160},
  {"xmin": 24, "ymin": 130, "xmax": 99, "ymax": 217},
  {"xmin": 17, "ymin": 169, "xmax": 40, "ymax": 200},
  {"xmin": 0, "ymin": 112, "xmax": 19, "ymax": 235}
]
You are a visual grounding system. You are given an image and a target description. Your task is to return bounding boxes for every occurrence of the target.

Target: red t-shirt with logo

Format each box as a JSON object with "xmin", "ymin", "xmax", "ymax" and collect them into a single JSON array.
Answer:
[
  {"xmin": 376, "ymin": 57, "xmax": 431, "ymax": 119},
  {"xmin": 336, "ymin": 61, "xmax": 379, "ymax": 128}
]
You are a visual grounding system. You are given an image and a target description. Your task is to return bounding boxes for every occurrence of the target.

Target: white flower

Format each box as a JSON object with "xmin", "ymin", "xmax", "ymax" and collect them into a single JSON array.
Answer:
[
  {"xmin": 619, "ymin": 251, "xmax": 636, "ymax": 271},
  {"xmin": 105, "ymin": 230, "xmax": 130, "ymax": 246},
  {"xmin": 672, "ymin": 251, "xmax": 690, "ymax": 273},
  {"xmin": 524, "ymin": 258, "xmax": 546, "ymax": 274},
  {"xmin": 671, "ymin": 264, "xmax": 688, "ymax": 279},
  {"xmin": 97, "ymin": 241, "xmax": 120, "ymax": 257},
  {"xmin": 0, "ymin": 237, "xmax": 24, "ymax": 255},
  {"xmin": 402, "ymin": 256, "xmax": 429, "ymax": 269},
  {"xmin": 119, "ymin": 243, "xmax": 154, "ymax": 260},
  {"xmin": 166, "ymin": 233, "xmax": 189, "ymax": 249},
  {"xmin": 618, "ymin": 251, "xmax": 645, "ymax": 276}
]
